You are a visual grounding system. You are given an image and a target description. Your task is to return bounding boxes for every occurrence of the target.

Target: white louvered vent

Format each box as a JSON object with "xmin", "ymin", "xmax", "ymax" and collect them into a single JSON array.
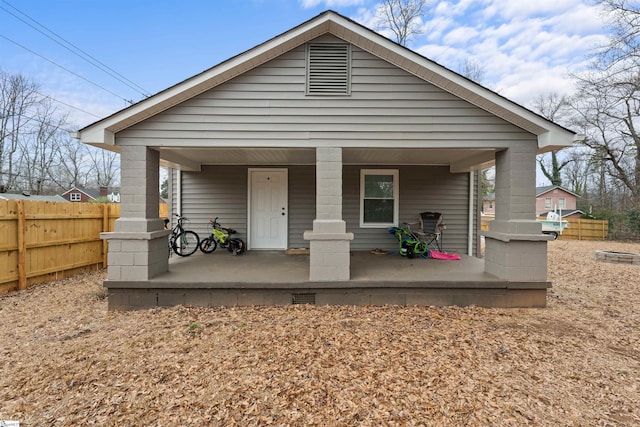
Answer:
[{"xmin": 306, "ymin": 43, "xmax": 351, "ymax": 95}]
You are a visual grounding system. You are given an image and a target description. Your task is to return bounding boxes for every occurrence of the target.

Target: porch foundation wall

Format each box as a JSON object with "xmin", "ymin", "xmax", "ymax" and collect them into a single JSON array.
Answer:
[{"xmin": 106, "ymin": 285, "xmax": 548, "ymax": 311}]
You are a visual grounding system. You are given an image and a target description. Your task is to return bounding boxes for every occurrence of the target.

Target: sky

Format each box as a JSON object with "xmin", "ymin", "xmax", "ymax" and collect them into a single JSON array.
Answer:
[{"xmin": 1, "ymin": 0, "xmax": 610, "ymax": 131}]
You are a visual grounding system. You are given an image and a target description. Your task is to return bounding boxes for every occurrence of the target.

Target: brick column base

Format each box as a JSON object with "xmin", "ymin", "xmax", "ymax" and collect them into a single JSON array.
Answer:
[
  {"xmin": 102, "ymin": 230, "xmax": 170, "ymax": 281},
  {"xmin": 304, "ymin": 220, "xmax": 354, "ymax": 281},
  {"xmin": 483, "ymin": 234, "xmax": 549, "ymax": 281}
]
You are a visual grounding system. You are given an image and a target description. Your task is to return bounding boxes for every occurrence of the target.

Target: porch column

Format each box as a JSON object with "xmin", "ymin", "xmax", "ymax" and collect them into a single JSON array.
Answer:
[
  {"xmin": 303, "ymin": 147, "xmax": 354, "ymax": 281},
  {"xmin": 483, "ymin": 145, "xmax": 549, "ymax": 281},
  {"xmin": 101, "ymin": 145, "xmax": 170, "ymax": 281}
]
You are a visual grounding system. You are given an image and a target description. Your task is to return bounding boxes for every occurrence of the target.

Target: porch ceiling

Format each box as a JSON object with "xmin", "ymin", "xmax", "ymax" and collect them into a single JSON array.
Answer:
[{"xmin": 158, "ymin": 147, "xmax": 497, "ymax": 171}]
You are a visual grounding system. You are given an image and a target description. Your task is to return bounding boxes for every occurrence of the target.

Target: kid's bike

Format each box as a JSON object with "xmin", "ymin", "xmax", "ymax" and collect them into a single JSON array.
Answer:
[{"xmin": 199, "ymin": 217, "xmax": 245, "ymax": 256}]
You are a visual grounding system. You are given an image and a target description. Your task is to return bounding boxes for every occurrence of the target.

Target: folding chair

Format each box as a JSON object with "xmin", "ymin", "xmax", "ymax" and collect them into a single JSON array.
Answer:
[{"xmin": 414, "ymin": 211, "xmax": 445, "ymax": 252}]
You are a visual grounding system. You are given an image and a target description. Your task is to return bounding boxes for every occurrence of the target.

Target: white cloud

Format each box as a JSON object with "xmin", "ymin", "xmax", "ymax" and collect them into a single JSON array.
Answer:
[
  {"xmin": 300, "ymin": 0, "xmax": 365, "ymax": 8},
  {"xmin": 405, "ymin": 0, "xmax": 609, "ymax": 107}
]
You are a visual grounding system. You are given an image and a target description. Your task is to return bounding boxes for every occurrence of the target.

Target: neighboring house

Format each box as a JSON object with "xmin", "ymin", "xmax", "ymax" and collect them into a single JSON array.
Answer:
[
  {"xmin": 535, "ymin": 186, "xmax": 580, "ymax": 217},
  {"xmin": 72, "ymin": 11, "xmax": 577, "ymax": 310},
  {"xmin": 60, "ymin": 186, "xmax": 120, "ymax": 203},
  {"xmin": 486, "ymin": 186, "xmax": 582, "ymax": 218},
  {"xmin": 482, "ymin": 192, "xmax": 495, "ymax": 215},
  {"xmin": 0, "ymin": 192, "xmax": 68, "ymax": 202}
]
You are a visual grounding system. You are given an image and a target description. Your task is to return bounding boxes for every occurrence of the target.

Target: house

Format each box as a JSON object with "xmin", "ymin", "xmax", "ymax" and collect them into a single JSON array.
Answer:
[
  {"xmin": 482, "ymin": 192, "xmax": 495, "ymax": 215},
  {"xmin": 536, "ymin": 185, "xmax": 582, "ymax": 218},
  {"xmin": 60, "ymin": 186, "xmax": 121, "ymax": 203},
  {"xmin": 485, "ymin": 186, "xmax": 583, "ymax": 219},
  {"xmin": 0, "ymin": 192, "xmax": 68, "ymax": 202},
  {"xmin": 72, "ymin": 11, "xmax": 578, "ymax": 310}
]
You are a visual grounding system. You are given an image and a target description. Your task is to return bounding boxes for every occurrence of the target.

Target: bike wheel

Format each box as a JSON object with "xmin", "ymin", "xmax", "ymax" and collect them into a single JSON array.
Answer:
[
  {"xmin": 173, "ymin": 230, "xmax": 199, "ymax": 257},
  {"xmin": 199, "ymin": 236, "xmax": 217, "ymax": 254}
]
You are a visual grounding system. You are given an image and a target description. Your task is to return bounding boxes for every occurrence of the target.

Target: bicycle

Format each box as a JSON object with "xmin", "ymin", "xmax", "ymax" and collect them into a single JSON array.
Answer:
[
  {"xmin": 199, "ymin": 217, "xmax": 245, "ymax": 256},
  {"xmin": 167, "ymin": 214, "xmax": 200, "ymax": 257}
]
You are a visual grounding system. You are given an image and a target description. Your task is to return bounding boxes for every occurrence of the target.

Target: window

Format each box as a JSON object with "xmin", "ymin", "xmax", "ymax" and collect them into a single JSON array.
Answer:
[
  {"xmin": 360, "ymin": 169, "xmax": 399, "ymax": 228},
  {"xmin": 559, "ymin": 198, "xmax": 566, "ymax": 209},
  {"xmin": 306, "ymin": 43, "xmax": 351, "ymax": 95},
  {"xmin": 545, "ymin": 198, "xmax": 551, "ymax": 209},
  {"xmin": 70, "ymin": 192, "xmax": 81, "ymax": 202}
]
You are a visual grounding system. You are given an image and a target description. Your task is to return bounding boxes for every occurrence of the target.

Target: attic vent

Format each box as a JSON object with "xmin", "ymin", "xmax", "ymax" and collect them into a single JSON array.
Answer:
[{"xmin": 306, "ymin": 43, "xmax": 351, "ymax": 95}]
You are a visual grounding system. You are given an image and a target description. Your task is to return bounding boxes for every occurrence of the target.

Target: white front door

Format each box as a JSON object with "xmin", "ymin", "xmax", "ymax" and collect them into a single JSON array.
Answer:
[{"xmin": 249, "ymin": 168, "xmax": 288, "ymax": 249}]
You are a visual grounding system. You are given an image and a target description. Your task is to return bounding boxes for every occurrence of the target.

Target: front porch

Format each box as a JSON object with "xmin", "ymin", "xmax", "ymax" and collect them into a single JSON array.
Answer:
[{"xmin": 105, "ymin": 250, "xmax": 550, "ymax": 310}]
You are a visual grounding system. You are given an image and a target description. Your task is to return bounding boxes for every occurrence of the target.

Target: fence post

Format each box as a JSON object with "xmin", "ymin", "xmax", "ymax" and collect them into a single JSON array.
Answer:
[
  {"xmin": 578, "ymin": 219, "xmax": 582, "ymax": 241},
  {"xmin": 102, "ymin": 203, "xmax": 109, "ymax": 267},
  {"xmin": 17, "ymin": 200, "xmax": 27, "ymax": 290}
]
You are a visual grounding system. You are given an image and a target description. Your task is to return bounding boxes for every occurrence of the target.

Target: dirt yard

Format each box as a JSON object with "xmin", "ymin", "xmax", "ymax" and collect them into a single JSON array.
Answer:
[{"xmin": 0, "ymin": 240, "xmax": 638, "ymax": 426}]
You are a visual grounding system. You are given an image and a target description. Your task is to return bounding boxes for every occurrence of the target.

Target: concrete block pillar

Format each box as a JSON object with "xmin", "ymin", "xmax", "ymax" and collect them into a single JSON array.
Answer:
[
  {"xmin": 101, "ymin": 145, "xmax": 170, "ymax": 281},
  {"xmin": 483, "ymin": 145, "xmax": 550, "ymax": 282},
  {"xmin": 303, "ymin": 147, "xmax": 354, "ymax": 281}
]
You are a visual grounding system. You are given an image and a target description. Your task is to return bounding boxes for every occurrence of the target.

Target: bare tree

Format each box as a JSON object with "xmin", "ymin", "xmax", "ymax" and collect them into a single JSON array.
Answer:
[
  {"xmin": 18, "ymin": 99, "xmax": 68, "ymax": 194},
  {"xmin": 562, "ymin": 2, "xmax": 640, "ymax": 208},
  {"xmin": 376, "ymin": 0, "xmax": 430, "ymax": 46},
  {"xmin": 570, "ymin": 71, "xmax": 640, "ymax": 205},
  {"xmin": 49, "ymin": 138, "xmax": 92, "ymax": 189},
  {"xmin": 532, "ymin": 93, "xmax": 574, "ymax": 187},
  {"xmin": 458, "ymin": 58, "xmax": 486, "ymax": 84},
  {"xmin": 87, "ymin": 146, "xmax": 120, "ymax": 187},
  {"xmin": 595, "ymin": 0, "xmax": 640, "ymax": 71},
  {"xmin": 0, "ymin": 71, "xmax": 40, "ymax": 192}
]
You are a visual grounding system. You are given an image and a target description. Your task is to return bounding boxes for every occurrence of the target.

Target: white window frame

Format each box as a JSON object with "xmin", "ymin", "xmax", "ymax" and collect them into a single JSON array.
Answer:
[
  {"xmin": 70, "ymin": 192, "xmax": 81, "ymax": 202},
  {"xmin": 545, "ymin": 198, "xmax": 552, "ymax": 209},
  {"xmin": 359, "ymin": 169, "xmax": 399, "ymax": 228},
  {"xmin": 558, "ymin": 198, "xmax": 566, "ymax": 209}
]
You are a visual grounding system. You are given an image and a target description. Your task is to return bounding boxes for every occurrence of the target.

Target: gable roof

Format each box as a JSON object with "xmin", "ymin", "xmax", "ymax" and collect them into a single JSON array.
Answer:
[
  {"xmin": 73, "ymin": 10, "xmax": 578, "ymax": 153},
  {"xmin": 60, "ymin": 186, "xmax": 99, "ymax": 199},
  {"xmin": 0, "ymin": 193, "xmax": 68, "ymax": 202},
  {"xmin": 536, "ymin": 185, "xmax": 581, "ymax": 198}
]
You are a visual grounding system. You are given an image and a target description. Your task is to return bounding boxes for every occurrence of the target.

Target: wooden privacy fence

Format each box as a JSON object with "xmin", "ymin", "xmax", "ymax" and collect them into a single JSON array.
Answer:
[
  {"xmin": 0, "ymin": 200, "xmax": 169, "ymax": 295},
  {"xmin": 480, "ymin": 216, "xmax": 609, "ymax": 241}
]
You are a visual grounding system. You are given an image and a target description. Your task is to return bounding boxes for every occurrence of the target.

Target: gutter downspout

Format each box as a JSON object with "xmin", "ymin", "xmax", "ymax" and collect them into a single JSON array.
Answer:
[
  {"xmin": 176, "ymin": 169, "xmax": 182, "ymax": 218},
  {"xmin": 468, "ymin": 171, "xmax": 474, "ymax": 256}
]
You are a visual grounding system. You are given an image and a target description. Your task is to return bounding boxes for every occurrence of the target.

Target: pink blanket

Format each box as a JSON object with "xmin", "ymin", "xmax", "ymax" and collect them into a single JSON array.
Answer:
[{"xmin": 429, "ymin": 250, "xmax": 461, "ymax": 260}]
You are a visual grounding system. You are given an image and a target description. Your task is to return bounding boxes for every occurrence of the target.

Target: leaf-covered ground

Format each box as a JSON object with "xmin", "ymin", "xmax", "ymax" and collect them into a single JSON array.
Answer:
[{"xmin": 1, "ymin": 240, "xmax": 638, "ymax": 426}]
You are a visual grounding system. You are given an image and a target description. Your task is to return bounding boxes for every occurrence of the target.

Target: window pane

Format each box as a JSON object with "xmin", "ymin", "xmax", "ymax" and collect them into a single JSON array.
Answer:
[
  {"xmin": 364, "ymin": 175, "xmax": 394, "ymax": 198},
  {"xmin": 364, "ymin": 199, "xmax": 394, "ymax": 223}
]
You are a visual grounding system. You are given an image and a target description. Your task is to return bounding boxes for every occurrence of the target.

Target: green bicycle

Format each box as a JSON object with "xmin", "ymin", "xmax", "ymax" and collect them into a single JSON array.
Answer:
[{"xmin": 199, "ymin": 217, "xmax": 245, "ymax": 256}]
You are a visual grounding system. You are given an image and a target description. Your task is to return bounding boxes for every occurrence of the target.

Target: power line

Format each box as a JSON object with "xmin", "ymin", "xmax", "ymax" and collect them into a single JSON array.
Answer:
[
  {"xmin": 0, "ymin": 0, "xmax": 151, "ymax": 97},
  {"xmin": 36, "ymin": 91, "xmax": 102, "ymax": 119},
  {"xmin": 0, "ymin": 34, "xmax": 132, "ymax": 104}
]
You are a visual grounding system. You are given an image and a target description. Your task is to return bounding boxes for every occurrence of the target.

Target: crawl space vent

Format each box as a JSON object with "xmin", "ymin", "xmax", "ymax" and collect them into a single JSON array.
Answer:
[{"xmin": 292, "ymin": 293, "xmax": 316, "ymax": 305}]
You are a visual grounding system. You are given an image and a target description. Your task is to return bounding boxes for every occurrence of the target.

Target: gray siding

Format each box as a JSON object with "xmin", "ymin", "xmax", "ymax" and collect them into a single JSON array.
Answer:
[
  {"xmin": 176, "ymin": 165, "xmax": 470, "ymax": 254},
  {"xmin": 177, "ymin": 166, "xmax": 315, "ymax": 247},
  {"xmin": 116, "ymin": 36, "xmax": 532, "ymax": 146},
  {"xmin": 288, "ymin": 166, "xmax": 315, "ymax": 248},
  {"xmin": 344, "ymin": 166, "xmax": 470, "ymax": 254},
  {"xmin": 179, "ymin": 166, "xmax": 248, "ymax": 239}
]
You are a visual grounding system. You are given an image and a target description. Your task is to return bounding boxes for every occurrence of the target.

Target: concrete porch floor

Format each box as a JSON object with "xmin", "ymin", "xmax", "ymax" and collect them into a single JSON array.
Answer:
[
  {"xmin": 158, "ymin": 250, "xmax": 499, "ymax": 285},
  {"xmin": 105, "ymin": 250, "xmax": 551, "ymax": 310}
]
